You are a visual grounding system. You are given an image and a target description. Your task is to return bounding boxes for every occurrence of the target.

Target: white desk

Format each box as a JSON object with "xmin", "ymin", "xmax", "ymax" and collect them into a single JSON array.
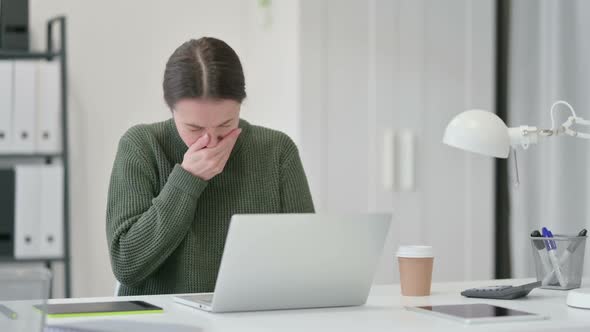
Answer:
[{"xmin": 47, "ymin": 278, "xmax": 590, "ymax": 332}]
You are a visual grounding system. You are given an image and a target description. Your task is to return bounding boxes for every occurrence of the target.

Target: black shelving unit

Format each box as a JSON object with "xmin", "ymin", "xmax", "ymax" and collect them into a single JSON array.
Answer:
[{"xmin": 0, "ymin": 16, "xmax": 71, "ymax": 297}]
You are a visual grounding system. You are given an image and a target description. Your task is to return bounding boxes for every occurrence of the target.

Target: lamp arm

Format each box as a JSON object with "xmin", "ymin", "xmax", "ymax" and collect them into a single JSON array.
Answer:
[
  {"xmin": 548, "ymin": 100, "xmax": 590, "ymax": 139},
  {"xmin": 506, "ymin": 101, "xmax": 589, "ymax": 188},
  {"xmin": 508, "ymin": 112, "xmax": 590, "ymax": 150},
  {"xmin": 561, "ymin": 116, "xmax": 590, "ymax": 139}
]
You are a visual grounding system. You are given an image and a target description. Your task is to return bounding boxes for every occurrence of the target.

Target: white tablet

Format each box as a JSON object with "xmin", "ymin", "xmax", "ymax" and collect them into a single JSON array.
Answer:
[{"xmin": 406, "ymin": 303, "xmax": 548, "ymax": 324}]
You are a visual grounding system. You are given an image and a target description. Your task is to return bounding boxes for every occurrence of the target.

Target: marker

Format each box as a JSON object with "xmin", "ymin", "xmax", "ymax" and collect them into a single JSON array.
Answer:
[
  {"xmin": 0, "ymin": 304, "xmax": 17, "ymax": 320},
  {"xmin": 565, "ymin": 229, "xmax": 588, "ymax": 255},
  {"xmin": 531, "ymin": 230, "xmax": 554, "ymax": 283},
  {"xmin": 542, "ymin": 227, "xmax": 567, "ymax": 287},
  {"xmin": 543, "ymin": 228, "xmax": 588, "ymax": 285}
]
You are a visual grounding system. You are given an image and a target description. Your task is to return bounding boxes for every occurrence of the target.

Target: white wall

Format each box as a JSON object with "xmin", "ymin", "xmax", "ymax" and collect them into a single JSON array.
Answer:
[
  {"xmin": 240, "ymin": 1, "xmax": 301, "ymax": 145},
  {"xmin": 299, "ymin": 0, "xmax": 495, "ymax": 283},
  {"xmin": 29, "ymin": 0, "xmax": 301, "ymax": 297}
]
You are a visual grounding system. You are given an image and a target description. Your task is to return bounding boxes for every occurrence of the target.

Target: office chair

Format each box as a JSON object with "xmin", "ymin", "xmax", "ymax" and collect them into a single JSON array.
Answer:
[{"xmin": 114, "ymin": 281, "xmax": 121, "ymax": 296}]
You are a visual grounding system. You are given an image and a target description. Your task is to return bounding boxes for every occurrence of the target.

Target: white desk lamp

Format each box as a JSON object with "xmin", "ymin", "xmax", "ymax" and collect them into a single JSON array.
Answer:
[
  {"xmin": 443, "ymin": 100, "xmax": 590, "ymax": 158},
  {"xmin": 442, "ymin": 100, "xmax": 590, "ymax": 309}
]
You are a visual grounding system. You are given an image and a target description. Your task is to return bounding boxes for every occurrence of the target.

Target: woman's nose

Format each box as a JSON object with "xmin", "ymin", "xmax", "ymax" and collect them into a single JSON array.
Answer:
[{"xmin": 205, "ymin": 130, "xmax": 222, "ymax": 148}]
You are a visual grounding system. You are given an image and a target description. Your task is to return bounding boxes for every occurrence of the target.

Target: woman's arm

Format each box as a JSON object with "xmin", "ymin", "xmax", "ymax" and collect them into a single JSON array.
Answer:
[
  {"xmin": 106, "ymin": 136, "xmax": 207, "ymax": 287},
  {"xmin": 279, "ymin": 138, "xmax": 315, "ymax": 213}
]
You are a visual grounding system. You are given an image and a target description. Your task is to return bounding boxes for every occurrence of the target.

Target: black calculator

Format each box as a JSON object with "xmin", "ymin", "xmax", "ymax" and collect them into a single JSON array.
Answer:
[{"xmin": 461, "ymin": 281, "xmax": 541, "ymax": 300}]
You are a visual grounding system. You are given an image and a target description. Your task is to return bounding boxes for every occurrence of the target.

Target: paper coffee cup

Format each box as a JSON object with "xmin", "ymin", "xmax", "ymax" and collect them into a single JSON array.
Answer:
[{"xmin": 397, "ymin": 245, "xmax": 434, "ymax": 296}]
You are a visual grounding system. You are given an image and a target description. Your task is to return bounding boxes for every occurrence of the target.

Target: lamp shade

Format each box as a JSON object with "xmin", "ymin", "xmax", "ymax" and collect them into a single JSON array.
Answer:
[{"xmin": 442, "ymin": 110, "xmax": 510, "ymax": 158}]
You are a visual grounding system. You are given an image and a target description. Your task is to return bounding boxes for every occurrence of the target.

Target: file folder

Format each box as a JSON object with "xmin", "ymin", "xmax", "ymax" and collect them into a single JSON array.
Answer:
[
  {"xmin": 14, "ymin": 165, "xmax": 41, "ymax": 258},
  {"xmin": 0, "ymin": 61, "xmax": 14, "ymax": 153},
  {"xmin": 0, "ymin": 169, "xmax": 15, "ymax": 257},
  {"xmin": 13, "ymin": 60, "xmax": 37, "ymax": 153},
  {"xmin": 39, "ymin": 163, "xmax": 64, "ymax": 258},
  {"xmin": 37, "ymin": 61, "xmax": 62, "ymax": 154}
]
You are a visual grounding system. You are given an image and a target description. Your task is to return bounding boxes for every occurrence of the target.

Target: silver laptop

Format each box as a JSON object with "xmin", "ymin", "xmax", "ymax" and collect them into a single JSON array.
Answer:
[{"xmin": 174, "ymin": 213, "xmax": 392, "ymax": 313}]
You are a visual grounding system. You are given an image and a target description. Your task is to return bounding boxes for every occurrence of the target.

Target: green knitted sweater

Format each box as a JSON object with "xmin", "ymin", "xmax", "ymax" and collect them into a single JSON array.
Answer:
[{"xmin": 106, "ymin": 118, "xmax": 314, "ymax": 296}]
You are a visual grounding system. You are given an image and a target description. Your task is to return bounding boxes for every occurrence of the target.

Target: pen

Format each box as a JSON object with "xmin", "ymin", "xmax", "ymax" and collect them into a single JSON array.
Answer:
[
  {"xmin": 542, "ymin": 227, "xmax": 567, "ymax": 287},
  {"xmin": 531, "ymin": 230, "xmax": 554, "ymax": 283},
  {"xmin": 0, "ymin": 304, "xmax": 17, "ymax": 320}
]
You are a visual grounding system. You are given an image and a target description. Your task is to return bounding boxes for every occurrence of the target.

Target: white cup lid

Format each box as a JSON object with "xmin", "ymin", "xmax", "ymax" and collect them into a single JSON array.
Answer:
[{"xmin": 396, "ymin": 245, "xmax": 434, "ymax": 258}]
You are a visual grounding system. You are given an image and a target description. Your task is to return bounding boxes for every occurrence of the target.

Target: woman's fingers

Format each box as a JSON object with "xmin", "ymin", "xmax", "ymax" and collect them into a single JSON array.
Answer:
[
  {"xmin": 209, "ymin": 128, "xmax": 242, "ymax": 157},
  {"xmin": 181, "ymin": 128, "xmax": 241, "ymax": 180},
  {"xmin": 188, "ymin": 133, "xmax": 210, "ymax": 153}
]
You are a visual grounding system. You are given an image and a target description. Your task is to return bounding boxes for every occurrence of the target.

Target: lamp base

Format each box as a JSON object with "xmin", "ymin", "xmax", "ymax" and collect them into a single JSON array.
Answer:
[{"xmin": 567, "ymin": 288, "xmax": 590, "ymax": 309}]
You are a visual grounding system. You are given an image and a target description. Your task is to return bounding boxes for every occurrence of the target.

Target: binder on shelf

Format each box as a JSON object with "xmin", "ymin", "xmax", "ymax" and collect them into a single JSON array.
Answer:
[
  {"xmin": 14, "ymin": 165, "xmax": 42, "ymax": 258},
  {"xmin": 1, "ymin": 15, "xmax": 71, "ymax": 297},
  {"xmin": 0, "ymin": 169, "xmax": 15, "ymax": 257},
  {"xmin": 0, "ymin": 61, "xmax": 14, "ymax": 153},
  {"xmin": 39, "ymin": 163, "xmax": 64, "ymax": 258},
  {"xmin": 13, "ymin": 60, "xmax": 38, "ymax": 153},
  {"xmin": 37, "ymin": 60, "xmax": 62, "ymax": 154}
]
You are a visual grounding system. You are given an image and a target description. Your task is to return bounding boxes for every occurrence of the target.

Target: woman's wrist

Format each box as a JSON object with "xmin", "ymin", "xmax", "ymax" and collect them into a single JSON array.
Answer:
[{"xmin": 168, "ymin": 164, "xmax": 209, "ymax": 197}]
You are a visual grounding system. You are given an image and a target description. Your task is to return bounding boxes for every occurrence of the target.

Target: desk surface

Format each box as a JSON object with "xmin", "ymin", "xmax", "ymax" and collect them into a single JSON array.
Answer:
[{"xmin": 47, "ymin": 278, "xmax": 590, "ymax": 332}]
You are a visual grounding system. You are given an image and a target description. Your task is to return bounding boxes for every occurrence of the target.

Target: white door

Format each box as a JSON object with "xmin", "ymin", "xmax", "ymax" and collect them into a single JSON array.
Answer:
[{"xmin": 299, "ymin": 0, "xmax": 495, "ymax": 283}]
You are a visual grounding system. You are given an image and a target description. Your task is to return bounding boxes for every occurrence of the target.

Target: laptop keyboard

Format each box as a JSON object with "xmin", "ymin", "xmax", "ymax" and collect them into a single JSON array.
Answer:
[
  {"xmin": 44, "ymin": 327, "xmax": 93, "ymax": 332},
  {"xmin": 193, "ymin": 293, "xmax": 214, "ymax": 304}
]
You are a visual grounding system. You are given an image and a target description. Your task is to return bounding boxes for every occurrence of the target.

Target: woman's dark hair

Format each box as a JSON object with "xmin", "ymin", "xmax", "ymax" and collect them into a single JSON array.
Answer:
[{"xmin": 163, "ymin": 37, "xmax": 246, "ymax": 109}]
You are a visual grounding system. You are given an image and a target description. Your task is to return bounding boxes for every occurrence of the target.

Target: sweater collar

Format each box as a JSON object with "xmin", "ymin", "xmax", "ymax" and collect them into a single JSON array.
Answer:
[{"xmin": 168, "ymin": 118, "xmax": 251, "ymax": 158}]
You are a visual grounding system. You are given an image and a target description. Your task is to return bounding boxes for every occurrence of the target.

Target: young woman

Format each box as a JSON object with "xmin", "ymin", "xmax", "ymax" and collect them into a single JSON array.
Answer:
[{"xmin": 106, "ymin": 37, "xmax": 314, "ymax": 296}]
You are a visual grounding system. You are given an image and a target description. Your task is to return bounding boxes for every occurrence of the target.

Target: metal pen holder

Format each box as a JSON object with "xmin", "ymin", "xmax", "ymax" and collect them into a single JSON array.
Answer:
[{"xmin": 530, "ymin": 235, "xmax": 587, "ymax": 290}]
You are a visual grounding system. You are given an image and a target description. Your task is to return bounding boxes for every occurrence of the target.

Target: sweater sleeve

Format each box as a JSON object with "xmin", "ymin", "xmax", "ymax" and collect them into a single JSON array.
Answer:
[
  {"xmin": 106, "ymin": 135, "xmax": 208, "ymax": 287},
  {"xmin": 279, "ymin": 138, "xmax": 315, "ymax": 213}
]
